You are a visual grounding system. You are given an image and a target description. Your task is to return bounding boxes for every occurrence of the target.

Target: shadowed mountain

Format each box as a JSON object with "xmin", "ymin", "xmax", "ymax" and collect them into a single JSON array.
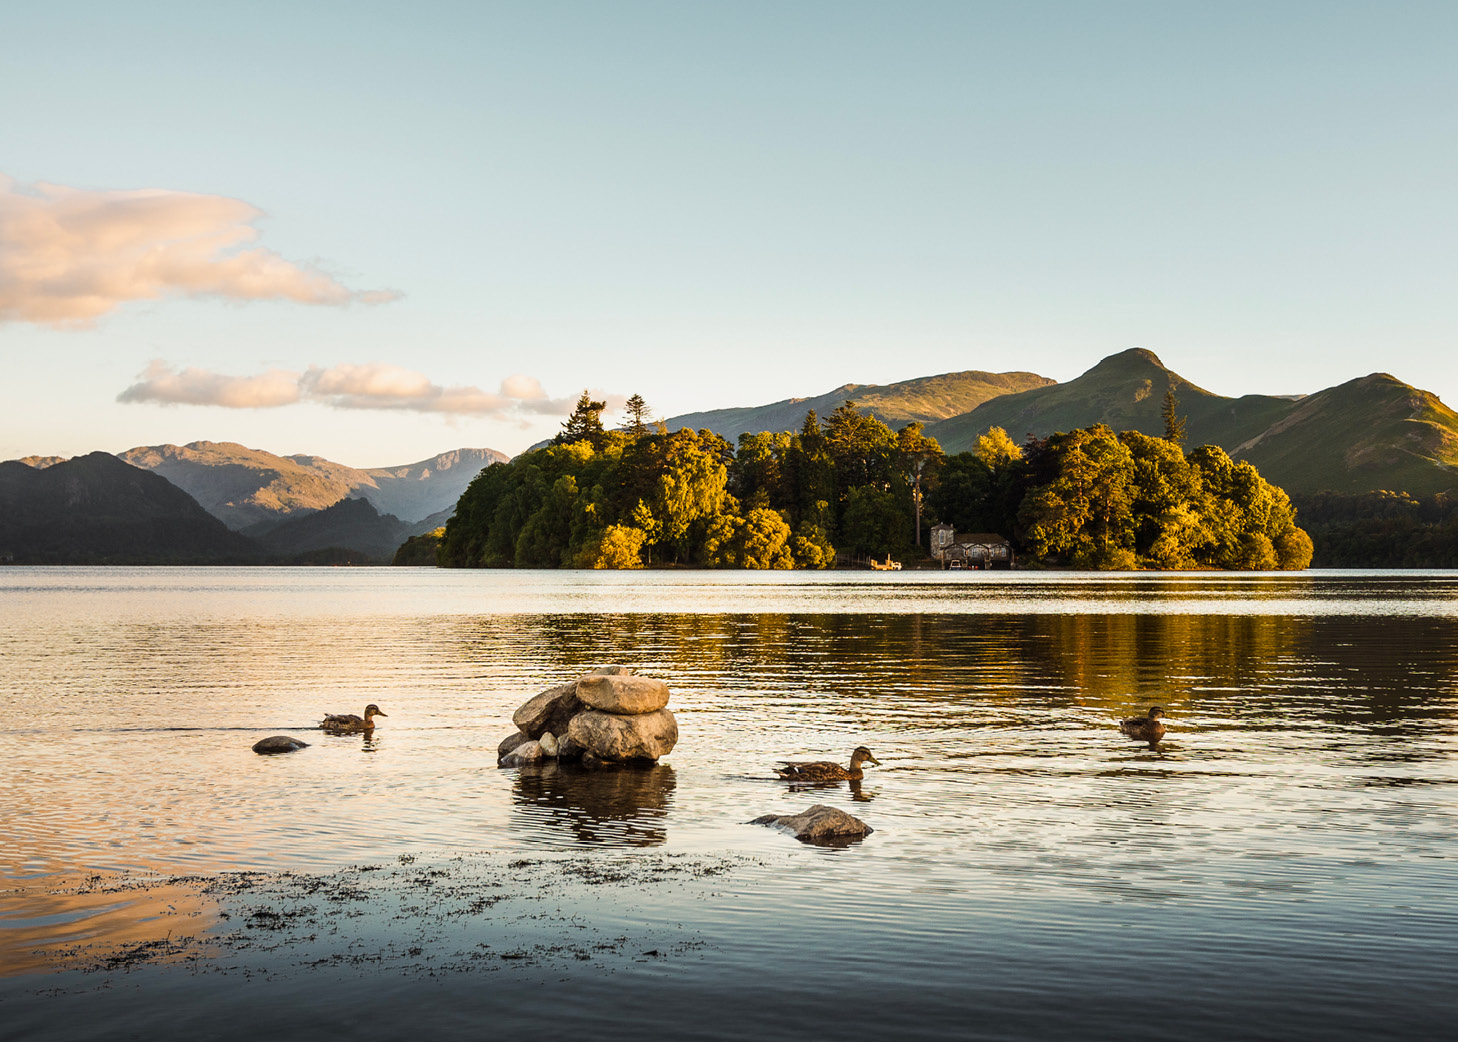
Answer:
[
  {"xmin": 253, "ymin": 497, "xmax": 448, "ymax": 562},
  {"xmin": 662, "ymin": 370, "xmax": 1056, "ymax": 441},
  {"xmin": 927, "ymin": 349, "xmax": 1458, "ymax": 496},
  {"xmin": 117, "ymin": 442, "xmax": 504, "ymax": 529},
  {"xmin": 0, "ymin": 452, "xmax": 261, "ymax": 564}
]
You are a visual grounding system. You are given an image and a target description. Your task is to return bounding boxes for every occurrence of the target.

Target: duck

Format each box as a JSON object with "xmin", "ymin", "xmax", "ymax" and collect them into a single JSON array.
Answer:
[
  {"xmin": 1119, "ymin": 706, "xmax": 1166, "ymax": 741},
  {"xmin": 774, "ymin": 746, "xmax": 881, "ymax": 781},
  {"xmin": 321, "ymin": 704, "xmax": 388, "ymax": 733}
]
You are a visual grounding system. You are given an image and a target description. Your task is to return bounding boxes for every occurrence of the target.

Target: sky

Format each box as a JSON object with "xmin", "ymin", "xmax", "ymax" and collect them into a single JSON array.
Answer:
[{"xmin": 3, "ymin": 1, "xmax": 1455, "ymax": 468}]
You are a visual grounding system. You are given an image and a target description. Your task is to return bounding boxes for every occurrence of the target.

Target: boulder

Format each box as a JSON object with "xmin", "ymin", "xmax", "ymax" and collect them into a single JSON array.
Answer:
[
  {"xmin": 567, "ymin": 708, "xmax": 678, "ymax": 763},
  {"xmin": 539, "ymin": 731, "xmax": 559, "ymax": 757},
  {"xmin": 558, "ymin": 733, "xmax": 585, "ymax": 759},
  {"xmin": 588, "ymin": 665, "xmax": 634, "ymax": 676},
  {"xmin": 500, "ymin": 740, "xmax": 544, "ymax": 768},
  {"xmin": 252, "ymin": 735, "xmax": 309, "ymax": 755},
  {"xmin": 512, "ymin": 681, "xmax": 583, "ymax": 739},
  {"xmin": 498, "ymin": 731, "xmax": 531, "ymax": 759},
  {"xmin": 576, "ymin": 675, "xmax": 670, "ymax": 715},
  {"xmin": 750, "ymin": 804, "xmax": 873, "ymax": 842}
]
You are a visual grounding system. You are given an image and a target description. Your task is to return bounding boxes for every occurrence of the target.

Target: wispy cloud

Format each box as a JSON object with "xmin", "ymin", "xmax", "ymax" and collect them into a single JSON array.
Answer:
[
  {"xmin": 118, "ymin": 361, "xmax": 609, "ymax": 419},
  {"xmin": 0, "ymin": 175, "xmax": 400, "ymax": 326}
]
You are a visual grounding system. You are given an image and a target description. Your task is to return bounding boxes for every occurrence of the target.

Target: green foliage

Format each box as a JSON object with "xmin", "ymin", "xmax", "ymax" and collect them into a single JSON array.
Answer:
[
  {"xmin": 391, "ymin": 527, "xmax": 445, "ymax": 566},
  {"xmin": 439, "ymin": 405, "xmax": 1312, "ymax": 572},
  {"xmin": 1291, "ymin": 491, "xmax": 1458, "ymax": 567}
]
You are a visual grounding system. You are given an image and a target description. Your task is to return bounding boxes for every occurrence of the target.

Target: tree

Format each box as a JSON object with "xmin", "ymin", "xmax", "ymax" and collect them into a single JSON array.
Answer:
[
  {"xmin": 896, "ymin": 422, "xmax": 943, "ymax": 551},
  {"xmin": 1162, "ymin": 387, "xmax": 1188, "ymax": 445},
  {"xmin": 575, "ymin": 524, "xmax": 646, "ymax": 568},
  {"xmin": 556, "ymin": 391, "xmax": 607, "ymax": 447},
  {"xmin": 623, "ymin": 394, "xmax": 651, "ymax": 438},
  {"xmin": 1018, "ymin": 425, "xmax": 1137, "ymax": 568}
]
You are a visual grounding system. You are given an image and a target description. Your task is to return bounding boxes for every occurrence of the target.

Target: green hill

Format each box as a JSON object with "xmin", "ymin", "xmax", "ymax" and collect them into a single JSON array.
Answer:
[
  {"xmin": 0, "ymin": 453, "xmax": 261, "ymax": 564},
  {"xmin": 1234, "ymin": 374, "xmax": 1458, "ymax": 495},
  {"xmin": 664, "ymin": 370, "xmax": 1056, "ymax": 441},
  {"xmin": 254, "ymin": 496, "xmax": 417, "ymax": 561},
  {"xmin": 928, "ymin": 349, "xmax": 1294, "ymax": 451}
]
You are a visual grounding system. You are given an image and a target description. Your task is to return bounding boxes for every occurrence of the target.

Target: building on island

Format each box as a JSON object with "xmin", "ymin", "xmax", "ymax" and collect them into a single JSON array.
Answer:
[{"xmin": 929, "ymin": 524, "xmax": 1014, "ymax": 569}]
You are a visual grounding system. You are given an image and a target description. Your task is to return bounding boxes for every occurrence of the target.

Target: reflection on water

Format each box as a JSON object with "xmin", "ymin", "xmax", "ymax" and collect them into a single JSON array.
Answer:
[
  {"xmin": 512, "ymin": 763, "xmax": 676, "ymax": 846},
  {"xmin": 2, "ymin": 568, "xmax": 1457, "ymax": 1039}
]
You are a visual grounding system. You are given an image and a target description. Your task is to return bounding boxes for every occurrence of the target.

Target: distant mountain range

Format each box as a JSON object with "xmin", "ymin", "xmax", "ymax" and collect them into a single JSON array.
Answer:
[
  {"xmin": 110, "ymin": 442, "xmax": 506, "ymax": 530},
  {"xmin": 662, "ymin": 370, "xmax": 1055, "ymax": 441}
]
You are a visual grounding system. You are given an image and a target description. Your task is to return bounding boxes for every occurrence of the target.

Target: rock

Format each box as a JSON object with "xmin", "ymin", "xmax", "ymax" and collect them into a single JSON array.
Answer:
[
  {"xmin": 512, "ymin": 681, "xmax": 583, "ymax": 739},
  {"xmin": 499, "ymin": 740, "xmax": 544, "ymax": 767},
  {"xmin": 252, "ymin": 736, "xmax": 309, "ymax": 754},
  {"xmin": 750, "ymin": 804, "xmax": 873, "ymax": 842},
  {"xmin": 498, "ymin": 731, "xmax": 531, "ymax": 760},
  {"xmin": 539, "ymin": 731, "xmax": 559, "ymax": 757},
  {"xmin": 567, "ymin": 708, "xmax": 678, "ymax": 763},
  {"xmin": 580, "ymin": 752, "xmax": 608, "ymax": 769},
  {"xmin": 576, "ymin": 675, "xmax": 670, "ymax": 715},
  {"xmin": 557, "ymin": 734, "xmax": 585, "ymax": 759}
]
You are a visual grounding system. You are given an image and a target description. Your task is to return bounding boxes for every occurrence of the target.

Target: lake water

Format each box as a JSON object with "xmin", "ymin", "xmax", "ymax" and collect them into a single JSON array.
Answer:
[{"xmin": 2, "ymin": 568, "xmax": 1457, "ymax": 1040}]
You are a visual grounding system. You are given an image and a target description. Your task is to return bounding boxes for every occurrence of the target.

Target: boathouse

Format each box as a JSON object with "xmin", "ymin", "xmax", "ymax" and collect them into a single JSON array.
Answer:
[{"xmin": 930, "ymin": 524, "xmax": 1013, "ymax": 569}]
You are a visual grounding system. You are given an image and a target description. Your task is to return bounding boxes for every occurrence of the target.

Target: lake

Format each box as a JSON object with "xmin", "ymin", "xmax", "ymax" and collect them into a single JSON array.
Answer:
[{"xmin": 2, "ymin": 568, "xmax": 1457, "ymax": 1040}]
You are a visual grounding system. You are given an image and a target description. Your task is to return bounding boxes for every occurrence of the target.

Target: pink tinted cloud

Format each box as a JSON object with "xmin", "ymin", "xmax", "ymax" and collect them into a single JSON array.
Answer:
[
  {"xmin": 0, "ymin": 175, "xmax": 400, "ymax": 326},
  {"xmin": 118, "ymin": 361, "xmax": 605, "ymax": 420}
]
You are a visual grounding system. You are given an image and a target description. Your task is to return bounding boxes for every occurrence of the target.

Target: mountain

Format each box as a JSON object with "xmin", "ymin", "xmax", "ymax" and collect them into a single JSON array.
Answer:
[
  {"xmin": 663, "ymin": 370, "xmax": 1056, "ymax": 441},
  {"xmin": 927, "ymin": 349, "xmax": 1295, "ymax": 452},
  {"xmin": 1233, "ymin": 374, "xmax": 1458, "ymax": 495},
  {"xmin": 0, "ymin": 452, "xmax": 261, "ymax": 564},
  {"xmin": 116, "ymin": 442, "xmax": 506, "ymax": 530},
  {"xmin": 253, "ymin": 496, "xmax": 423, "ymax": 561},
  {"xmin": 927, "ymin": 349, "xmax": 1458, "ymax": 497}
]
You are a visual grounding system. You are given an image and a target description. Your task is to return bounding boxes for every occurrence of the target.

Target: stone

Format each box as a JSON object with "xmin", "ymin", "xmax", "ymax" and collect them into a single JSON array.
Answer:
[
  {"xmin": 576, "ymin": 675, "xmax": 670, "ymax": 715},
  {"xmin": 539, "ymin": 731, "xmax": 559, "ymax": 757},
  {"xmin": 567, "ymin": 708, "xmax": 678, "ymax": 763},
  {"xmin": 498, "ymin": 731, "xmax": 530, "ymax": 760},
  {"xmin": 557, "ymin": 734, "xmax": 585, "ymax": 759},
  {"xmin": 499, "ymin": 740, "xmax": 544, "ymax": 768},
  {"xmin": 252, "ymin": 735, "xmax": 309, "ymax": 754},
  {"xmin": 750, "ymin": 804, "xmax": 874, "ymax": 842},
  {"xmin": 512, "ymin": 681, "xmax": 583, "ymax": 739}
]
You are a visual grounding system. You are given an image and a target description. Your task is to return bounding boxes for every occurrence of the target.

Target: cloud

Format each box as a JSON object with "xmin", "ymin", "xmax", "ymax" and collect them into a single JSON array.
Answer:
[
  {"xmin": 118, "ymin": 361, "xmax": 602, "ymax": 420},
  {"xmin": 116, "ymin": 360, "xmax": 302, "ymax": 408},
  {"xmin": 0, "ymin": 175, "xmax": 401, "ymax": 326}
]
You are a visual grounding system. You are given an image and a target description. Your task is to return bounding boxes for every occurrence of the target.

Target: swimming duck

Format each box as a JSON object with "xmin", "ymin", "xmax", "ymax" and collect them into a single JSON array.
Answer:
[
  {"xmin": 321, "ymin": 704, "xmax": 388, "ymax": 732},
  {"xmin": 774, "ymin": 746, "xmax": 881, "ymax": 781},
  {"xmin": 1119, "ymin": 707, "xmax": 1166, "ymax": 741}
]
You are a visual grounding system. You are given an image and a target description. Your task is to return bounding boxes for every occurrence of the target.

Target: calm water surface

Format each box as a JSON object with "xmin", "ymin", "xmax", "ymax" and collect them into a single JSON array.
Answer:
[{"xmin": 2, "ymin": 568, "xmax": 1457, "ymax": 1040}]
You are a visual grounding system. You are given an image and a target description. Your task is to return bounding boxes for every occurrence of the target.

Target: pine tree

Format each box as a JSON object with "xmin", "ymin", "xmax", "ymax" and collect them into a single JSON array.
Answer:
[
  {"xmin": 623, "ymin": 394, "xmax": 650, "ymax": 438},
  {"xmin": 555, "ymin": 391, "xmax": 607, "ymax": 447},
  {"xmin": 1162, "ymin": 387, "xmax": 1187, "ymax": 446}
]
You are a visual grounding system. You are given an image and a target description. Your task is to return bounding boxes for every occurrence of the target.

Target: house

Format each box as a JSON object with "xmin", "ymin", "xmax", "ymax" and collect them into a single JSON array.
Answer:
[{"xmin": 929, "ymin": 524, "xmax": 1014, "ymax": 569}]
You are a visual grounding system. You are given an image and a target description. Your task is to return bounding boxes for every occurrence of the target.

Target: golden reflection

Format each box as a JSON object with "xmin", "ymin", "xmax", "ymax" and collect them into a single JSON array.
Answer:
[
  {"xmin": 0, "ymin": 869, "xmax": 217, "ymax": 978},
  {"xmin": 511, "ymin": 763, "xmax": 677, "ymax": 847}
]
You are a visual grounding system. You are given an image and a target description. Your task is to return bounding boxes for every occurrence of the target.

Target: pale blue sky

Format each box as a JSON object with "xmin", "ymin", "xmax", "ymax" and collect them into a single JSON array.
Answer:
[{"xmin": 3, "ymin": 1, "xmax": 1455, "ymax": 466}]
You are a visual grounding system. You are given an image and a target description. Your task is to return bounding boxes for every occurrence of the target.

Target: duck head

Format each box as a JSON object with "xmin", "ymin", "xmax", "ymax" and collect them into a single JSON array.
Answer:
[
  {"xmin": 850, "ymin": 746, "xmax": 881, "ymax": 768},
  {"xmin": 364, "ymin": 704, "xmax": 388, "ymax": 720}
]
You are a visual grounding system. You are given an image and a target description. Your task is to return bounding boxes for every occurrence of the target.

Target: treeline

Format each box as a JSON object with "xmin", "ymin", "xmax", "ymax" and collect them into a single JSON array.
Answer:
[
  {"xmin": 438, "ymin": 394, "xmax": 1313, "ymax": 570},
  {"xmin": 1293, "ymin": 491, "xmax": 1458, "ymax": 567}
]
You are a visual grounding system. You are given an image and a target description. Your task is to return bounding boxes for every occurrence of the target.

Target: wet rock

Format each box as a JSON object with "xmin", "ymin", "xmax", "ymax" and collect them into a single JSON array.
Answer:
[
  {"xmin": 252, "ymin": 736, "xmax": 309, "ymax": 754},
  {"xmin": 558, "ymin": 734, "xmax": 585, "ymax": 759},
  {"xmin": 576, "ymin": 675, "xmax": 670, "ymax": 715},
  {"xmin": 539, "ymin": 731, "xmax": 560, "ymax": 757},
  {"xmin": 512, "ymin": 681, "xmax": 582, "ymax": 739},
  {"xmin": 498, "ymin": 731, "xmax": 531, "ymax": 759},
  {"xmin": 499, "ymin": 740, "xmax": 544, "ymax": 768},
  {"xmin": 568, "ymin": 708, "xmax": 678, "ymax": 763},
  {"xmin": 750, "ymin": 804, "xmax": 873, "ymax": 842}
]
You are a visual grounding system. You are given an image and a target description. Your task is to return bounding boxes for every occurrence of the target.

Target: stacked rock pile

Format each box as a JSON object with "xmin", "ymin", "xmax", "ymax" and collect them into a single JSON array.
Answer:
[{"xmin": 498, "ymin": 666, "xmax": 679, "ymax": 768}]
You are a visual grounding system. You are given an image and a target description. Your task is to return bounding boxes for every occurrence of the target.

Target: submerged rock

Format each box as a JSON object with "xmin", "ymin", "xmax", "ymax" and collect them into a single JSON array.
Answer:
[
  {"xmin": 568, "ymin": 707, "xmax": 678, "ymax": 763},
  {"xmin": 500, "ymin": 740, "xmax": 544, "ymax": 767},
  {"xmin": 750, "ymin": 804, "xmax": 873, "ymax": 842},
  {"xmin": 576, "ymin": 675, "xmax": 670, "ymax": 715},
  {"xmin": 252, "ymin": 736, "xmax": 309, "ymax": 755}
]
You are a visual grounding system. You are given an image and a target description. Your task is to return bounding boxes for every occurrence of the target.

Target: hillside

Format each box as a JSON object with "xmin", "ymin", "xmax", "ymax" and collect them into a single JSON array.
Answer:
[
  {"xmin": 117, "ymin": 442, "xmax": 505, "ymax": 529},
  {"xmin": 254, "ymin": 496, "xmax": 425, "ymax": 561},
  {"xmin": 927, "ymin": 349, "xmax": 1295, "ymax": 451},
  {"xmin": 1234, "ymin": 375, "xmax": 1458, "ymax": 495},
  {"xmin": 926, "ymin": 349, "xmax": 1458, "ymax": 497},
  {"xmin": 663, "ymin": 370, "xmax": 1056, "ymax": 441},
  {"xmin": 0, "ymin": 453, "xmax": 261, "ymax": 564}
]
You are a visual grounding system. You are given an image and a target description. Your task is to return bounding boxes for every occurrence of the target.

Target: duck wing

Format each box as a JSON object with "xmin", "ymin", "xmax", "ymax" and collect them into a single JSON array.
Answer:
[
  {"xmin": 774, "ymin": 760, "xmax": 843, "ymax": 779},
  {"xmin": 322, "ymin": 713, "xmax": 364, "ymax": 728}
]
